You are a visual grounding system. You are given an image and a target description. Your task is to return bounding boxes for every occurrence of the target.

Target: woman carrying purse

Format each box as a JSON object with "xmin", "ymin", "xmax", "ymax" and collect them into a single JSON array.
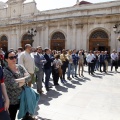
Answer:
[{"xmin": 4, "ymin": 50, "xmax": 31, "ymax": 120}]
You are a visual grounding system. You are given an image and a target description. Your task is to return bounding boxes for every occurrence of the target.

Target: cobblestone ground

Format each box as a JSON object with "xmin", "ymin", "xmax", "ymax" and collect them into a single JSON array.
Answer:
[{"xmin": 33, "ymin": 66, "xmax": 120, "ymax": 120}]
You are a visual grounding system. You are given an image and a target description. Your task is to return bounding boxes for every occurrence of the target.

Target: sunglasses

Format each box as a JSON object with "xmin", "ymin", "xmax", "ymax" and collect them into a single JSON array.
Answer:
[{"xmin": 8, "ymin": 56, "xmax": 17, "ymax": 60}]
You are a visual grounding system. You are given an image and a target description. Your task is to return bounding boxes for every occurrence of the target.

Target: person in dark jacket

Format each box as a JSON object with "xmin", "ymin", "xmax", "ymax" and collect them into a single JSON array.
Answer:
[
  {"xmin": 99, "ymin": 51, "xmax": 106, "ymax": 72},
  {"xmin": 72, "ymin": 49, "xmax": 79, "ymax": 77},
  {"xmin": 44, "ymin": 48, "xmax": 53, "ymax": 91},
  {"xmin": 34, "ymin": 46, "xmax": 46, "ymax": 94}
]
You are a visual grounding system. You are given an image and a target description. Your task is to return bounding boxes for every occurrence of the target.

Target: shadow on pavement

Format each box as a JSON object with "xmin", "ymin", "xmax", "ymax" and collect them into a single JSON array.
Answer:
[
  {"xmin": 71, "ymin": 80, "xmax": 82, "ymax": 85},
  {"xmin": 83, "ymin": 77, "xmax": 91, "ymax": 81},
  {"xmin": 55, "ymin": 85, "xmax": 68, "ymax": 92},
  {"xmin": 37, "ymin": 116, "xmax": 52, "ymax": 120},
  {"xmin": 38, "ymin": 89, "xmax": 62, "ymax": 106},
  {"xmin": 63, "ymin": 82, "xmax": 76, "ymax": 89}
]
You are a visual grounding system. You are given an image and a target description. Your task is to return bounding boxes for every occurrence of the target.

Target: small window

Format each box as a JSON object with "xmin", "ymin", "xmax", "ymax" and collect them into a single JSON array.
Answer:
[
  {"xmin": 1, "ymin": 35, "xmax": 8, "ymax": 41},
  {"xmin": 90, "ymin": 30, "xmax": 108, "ymax": 39},
  {"xmin": 51, "ymin": 32, "xmax": 65, "ymax": 40}
]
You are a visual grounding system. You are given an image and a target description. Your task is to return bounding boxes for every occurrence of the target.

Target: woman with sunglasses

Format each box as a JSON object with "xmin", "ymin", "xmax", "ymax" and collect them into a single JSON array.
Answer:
[{"xmin": 3, "ymin": 50, "xmax": 31, "ymax": 120}]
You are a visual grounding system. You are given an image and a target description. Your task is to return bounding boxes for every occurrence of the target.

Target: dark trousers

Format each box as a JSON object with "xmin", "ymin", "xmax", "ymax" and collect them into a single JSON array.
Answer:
[
  {"xmin": 88, "ymin": 63, "xmax": 94, "ymax": 74},
  {"xmin": 53, "ymin": 69, "xmax": 59, "ymax": 85},
  {"xmin": 0, "ymin": 111, "xmax": 11, "ymax": 120},
  {"xmin": 84, "ymin": 57, "xmax": 87, "ymax": 65},
  {"xmin": 9, "ymin": 104, "xmax": 19, "ymax": 120},
  {"xmin": 61, "ymin": 65, "xmax": 67, "ymax": 80},
  {"xmin": 111, "ymin": 60, "xmax": 118, "ymax": 71},
  {"xmin": 44, "ymin": 68, "xmax": 51, "ymax": 88},
  {"xmin": 100, "ymin": 62, "xmax": 106, "ymax": 72}
]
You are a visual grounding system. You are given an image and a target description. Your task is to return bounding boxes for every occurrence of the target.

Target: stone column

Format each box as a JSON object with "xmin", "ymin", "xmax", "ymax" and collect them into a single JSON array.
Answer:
[
  {"xmin": 66, "ymin": 23, "xmax": 71, "ymax": 49},
  {"xmin": 44, "ymin": 25, "xmax": 49, "ymax": 48},
  {"xmin": 72, "ymin": 24, "xmax": 76, "ymax": 49}
]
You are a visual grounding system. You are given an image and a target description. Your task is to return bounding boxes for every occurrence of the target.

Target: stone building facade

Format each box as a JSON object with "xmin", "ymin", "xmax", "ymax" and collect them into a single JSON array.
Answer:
[{"xmin": 0, "ymin": 0, "xmax": 120, "ymax": 52}]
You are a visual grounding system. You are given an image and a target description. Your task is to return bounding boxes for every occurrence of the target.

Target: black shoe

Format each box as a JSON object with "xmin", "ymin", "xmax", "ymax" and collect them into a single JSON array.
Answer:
[
  {"xmin": 46, "ymin": 87, "xmax": 49, "ymax": 91},
  {"xmin": 48, "ymin": 86, "xmax": 53, "ymax": 88},
  {"xmin": 75, "ymin": 76, "xmax": 78, "ymax": 78},
  {"xmin": 91, "ymin": 73, "xmax": 94, "ymax": 76},
  {"xmin": 72, "ymin": 75, "xmax": 74, "ymax": 78},
  {"xmin": 54, "ymin": 83, "xmax": 60, "ymax": 86}
]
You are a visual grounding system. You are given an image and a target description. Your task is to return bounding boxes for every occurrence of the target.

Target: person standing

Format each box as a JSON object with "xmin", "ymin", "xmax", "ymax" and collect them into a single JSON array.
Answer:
[
  {"xmin": 72, "ymin": 49, "xmax": 79, "ymax": 78},
  {"xmin": 86, "ymin": 51, "xmax": 95, "ymax": 75},
  {"xmin": 44, "ymin": 48, "xmax": 53, "ymax": 91},
  {"xmin": 34, "ymin": 46, "xmax": 46, "ymax": 94},
  {"xmin": 52, "ymin": 54, "xmax": 62, "ymax": 86},
  {"xmin": 78, "ymin": 51, "xmax": 84, "ymax": 77},
  {"xmin": 99, "ymin": 51, "xmax": 106, "ymax": 73},
  {"xmin": 18, "ymin": 44, "xmax": 35, "ymax": 87},
  {"xmin": 67, "ymin": 50, "xmax": 74, "ymax": 80},
  {"xmin": 4, "ymin": 50, "xmax": 31, "ymax": 120},
  {"xmin": 17, "ymin": 47, "xmax": 23, "ymax": 64},
  {"xmin": 111, "ymin": 50, "xmax": 118, "ymax": 71},
  {"xmin": 60, "ymin": 49, "xmax": 68, "ymax": 83},
  {"xmin": 104, "ymin": 51, "xmax": 109, "ymax": 72},
  {"xmin": 0, "ymin": 66, "xmax": 11, "ymax": 120}
]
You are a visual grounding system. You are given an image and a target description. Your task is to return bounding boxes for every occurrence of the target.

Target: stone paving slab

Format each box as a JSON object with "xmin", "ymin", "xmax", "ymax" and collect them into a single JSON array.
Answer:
[{"xmin": 34, "ymin": 66, "xmax": 120, "ymax": 120}]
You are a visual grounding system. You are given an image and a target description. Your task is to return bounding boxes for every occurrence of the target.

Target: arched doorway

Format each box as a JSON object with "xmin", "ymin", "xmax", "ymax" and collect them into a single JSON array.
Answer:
[
  {"xmin": 51, "ymin": 32, "xmax": 65, "ymax": 51},
  {"xmin": 89, "ymin": 30, "xmax": 110, "ymax": 52},
  {"xmin": 0, "ymin": 35, "xmax": 8, "ymax": 52},
  {"xmin": 21, "ymin": 34, "xmax": 34, "ymax": 49}
]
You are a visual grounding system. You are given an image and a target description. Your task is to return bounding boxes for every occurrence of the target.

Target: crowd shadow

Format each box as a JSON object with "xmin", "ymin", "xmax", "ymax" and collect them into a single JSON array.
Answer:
[
  {"xmin": 74, "ymin": 77, "xmax": 86, "ymax": 83},
  {"xmin": 71, "ymin": 80, "xmax": 82, "ymax": 85},
  {"xmin": 83, "ymin": 77, "xmax": 91, "ymax": 81},
  {"xmin": 55, "ymin": 85, "xmax": 68, "ymax": 92},
  {"xmin": 36, "ymin": 116, "xmax": 52, "ymax": 120},
  {"xmin": 63, "ymin": 82, "xmax": 76, "ymax": 89}
]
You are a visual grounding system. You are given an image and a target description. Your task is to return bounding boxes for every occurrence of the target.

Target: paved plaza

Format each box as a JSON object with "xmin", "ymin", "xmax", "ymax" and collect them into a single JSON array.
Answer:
[{"xmin": 33, "ymin": 66, "xmax": 120, "ymax": 120}]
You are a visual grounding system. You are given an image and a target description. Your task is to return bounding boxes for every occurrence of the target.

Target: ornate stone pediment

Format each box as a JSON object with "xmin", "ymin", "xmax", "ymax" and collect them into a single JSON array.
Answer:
[{"xmin": 7, "ymin": 0, "xmax": 26, "ymax": 4}]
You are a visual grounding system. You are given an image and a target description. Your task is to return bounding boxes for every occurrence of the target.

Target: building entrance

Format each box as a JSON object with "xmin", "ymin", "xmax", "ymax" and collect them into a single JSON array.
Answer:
[
  {"xmin": 21, "ymin": 34, "xmax": 33, "ymax": 49},
  {"xmin": 51, "ymin": 32, "xmax": 65, "ymax": 51},
  {"xmin": 0, "ymin": 35, "xmax": 8, "ymax": 52},
  {"xmin": 89, "ymin": 30, "xmax": 110, "ymax": 52}
]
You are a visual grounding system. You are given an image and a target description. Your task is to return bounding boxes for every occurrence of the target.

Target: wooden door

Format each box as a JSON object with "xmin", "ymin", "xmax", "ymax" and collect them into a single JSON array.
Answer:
[
  {"xmin": 0, "ymin": 41, "xmax": 8, "ymax": 52},
  {"xmin": 89, "ymin": 39, "xmax": 108, "ymax": 51},
  {"xmin": 21, "ymin": 40, "xmax": 34, "ymax": 49},
  {"xmin": 51, "ymin": 40, "xmax": 65, "ymax": 51}
]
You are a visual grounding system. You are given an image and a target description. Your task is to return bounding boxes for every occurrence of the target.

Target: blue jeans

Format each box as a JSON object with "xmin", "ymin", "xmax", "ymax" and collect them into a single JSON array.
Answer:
[
  {"xmin": 67, "ymin": 63, "xmax": 74, "ymax": 78},
  {"xmin": 73, "ymin": 64, "xmax": 78, "ymax": 76},
  {"xmin": 95, "ymin": 60, "xmax": 99, "ymax": 70},
  {"xmin": 0, "ymin": 111, "xmax": 11, "ymax": 120},
  {"xmin": 44, "ymin": 68, "xmax": 51, "ymax": 88}
]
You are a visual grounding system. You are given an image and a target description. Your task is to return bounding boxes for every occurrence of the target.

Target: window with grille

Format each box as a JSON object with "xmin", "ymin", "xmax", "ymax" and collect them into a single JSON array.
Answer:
[
  {"xmin": 1, "ymin": 35, "xmax": 8, "ymax": 41},
  {"xmin": 51, "ymin": 32, "xmax": 65, "ymax": 40},
  {"xmin": 90, "ymin": 30, "xmax": 108, "ymax": 39}
]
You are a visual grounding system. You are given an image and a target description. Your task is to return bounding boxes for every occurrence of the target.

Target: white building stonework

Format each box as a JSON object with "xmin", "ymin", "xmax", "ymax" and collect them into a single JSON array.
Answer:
[{"xmin": 0, "ymin": 0, "xmax": 120, "ymax": 52}]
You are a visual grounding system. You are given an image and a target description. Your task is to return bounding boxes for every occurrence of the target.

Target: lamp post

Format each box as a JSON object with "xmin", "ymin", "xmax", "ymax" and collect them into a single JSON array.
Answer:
[
  {"xmin": 28, "ymin": 28, "xmax": 37, "ymax": 37},
  {"xmin": 27, "ymin": 28, "xmax": 37, "ymax": 46}
]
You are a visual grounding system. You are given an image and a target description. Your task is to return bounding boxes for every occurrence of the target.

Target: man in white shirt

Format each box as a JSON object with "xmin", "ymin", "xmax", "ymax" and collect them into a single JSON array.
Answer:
[
  {"xmin": 111, "ymin": 50, "xmax": 118, "ymax": 71},
  {"xmin": 86, "ymin": 51, "xmax": 95, "ymax": 75},
  {"xmin": 18, "ymin": 44, "xmax": 35, "ymax": 87}
]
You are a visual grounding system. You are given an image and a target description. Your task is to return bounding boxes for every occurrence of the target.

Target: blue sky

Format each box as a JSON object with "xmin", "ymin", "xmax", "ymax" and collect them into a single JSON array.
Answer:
[{"xmin": 1, "ymin": 0, "xmax": 116, "ymax": 10}]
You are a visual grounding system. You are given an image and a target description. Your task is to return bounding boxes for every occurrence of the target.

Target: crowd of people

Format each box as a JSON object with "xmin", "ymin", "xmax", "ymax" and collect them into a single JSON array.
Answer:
[{"xmin": 0, "ymin": 44, "xmax": 120, "ymax": 120}]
